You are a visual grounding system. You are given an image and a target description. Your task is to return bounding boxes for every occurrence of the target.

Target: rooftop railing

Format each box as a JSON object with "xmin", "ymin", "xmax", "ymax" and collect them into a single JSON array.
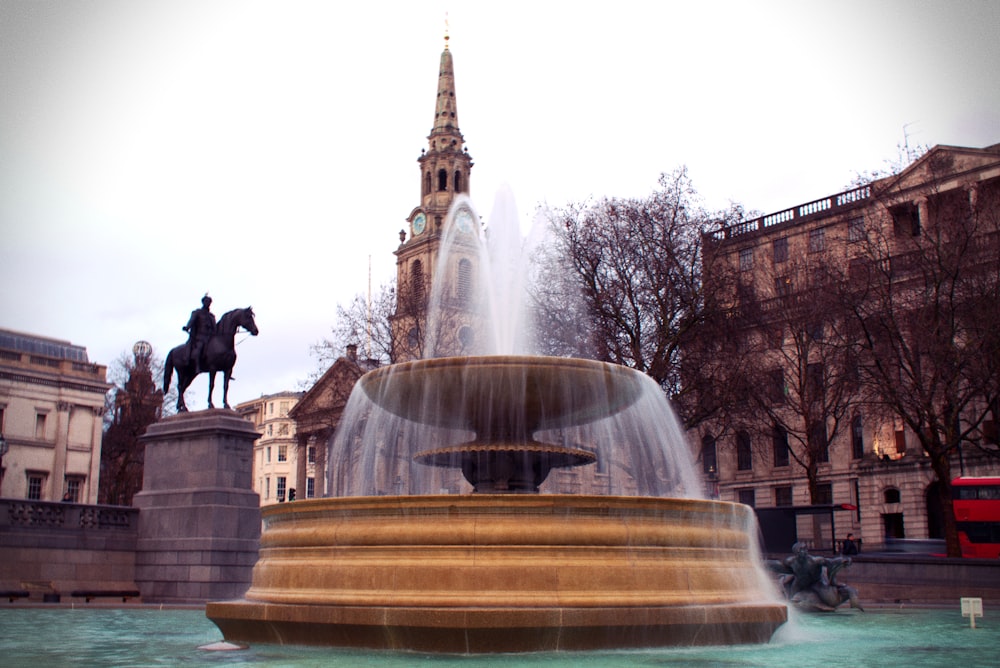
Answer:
[{"xmin": 712, "ymin": 184, "xmax": 871, "ymax": 241}]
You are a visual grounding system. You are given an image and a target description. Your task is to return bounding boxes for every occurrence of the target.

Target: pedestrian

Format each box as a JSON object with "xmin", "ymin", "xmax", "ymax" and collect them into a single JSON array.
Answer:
[{"xmin": 841, "ymin": 532, "xmax": 859, "ymax": 555}]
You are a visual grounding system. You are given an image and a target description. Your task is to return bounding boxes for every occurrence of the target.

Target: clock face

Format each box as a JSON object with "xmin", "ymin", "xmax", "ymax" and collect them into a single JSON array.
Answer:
[
  {"xmin": 413, "ymin": 213, "xmax": 427, "ymax": 235},
  {"xmin": 455, "ymin": 209, "xmax": 474, "ymax": 234}
]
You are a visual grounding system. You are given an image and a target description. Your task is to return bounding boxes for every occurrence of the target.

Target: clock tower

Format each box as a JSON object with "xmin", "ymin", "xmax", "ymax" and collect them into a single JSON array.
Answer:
[{"xmin": 392, "ymin": 32, "xmax": 476, "ymax": 361}]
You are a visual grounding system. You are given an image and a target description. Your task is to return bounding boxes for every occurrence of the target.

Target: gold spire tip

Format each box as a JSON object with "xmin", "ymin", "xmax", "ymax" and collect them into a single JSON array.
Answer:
[{"xmin": 444, "ymin": 12, "xmax": 450, "ymax": 49}]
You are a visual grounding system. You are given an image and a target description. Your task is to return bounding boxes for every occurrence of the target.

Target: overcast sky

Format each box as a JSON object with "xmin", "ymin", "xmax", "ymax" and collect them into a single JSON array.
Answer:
[{"xmin": 2, "ymin": 0, "xmax": 998, "ymax": 407}]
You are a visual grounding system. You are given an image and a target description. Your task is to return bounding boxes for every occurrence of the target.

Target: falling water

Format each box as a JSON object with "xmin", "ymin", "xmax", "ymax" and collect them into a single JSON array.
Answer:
[{"xmin": 327, "ymin": 188, "xmax": 704, "ymax": 499}]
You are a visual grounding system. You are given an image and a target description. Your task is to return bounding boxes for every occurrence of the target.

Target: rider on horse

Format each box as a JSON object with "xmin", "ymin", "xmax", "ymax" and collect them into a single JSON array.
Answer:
[{"xmin": 183, "ymin": 294, "xmax": 217, "ymax": 374}]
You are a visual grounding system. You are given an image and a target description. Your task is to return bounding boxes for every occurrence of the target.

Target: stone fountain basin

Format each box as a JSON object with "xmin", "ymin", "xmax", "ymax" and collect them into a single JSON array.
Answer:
[
  {"xmin": 206, "ymin": 495, "xmax": 787, "ymax": 652},
  {"xmin": 358, "ymin": 355, "xmax": 646, "ymax": 433}
]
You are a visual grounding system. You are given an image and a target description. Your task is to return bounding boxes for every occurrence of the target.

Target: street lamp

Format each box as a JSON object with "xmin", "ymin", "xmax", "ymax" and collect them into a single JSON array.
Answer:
[{"xmin": 707, "ymin": 465, "xmax": 720, "ymax": 500}]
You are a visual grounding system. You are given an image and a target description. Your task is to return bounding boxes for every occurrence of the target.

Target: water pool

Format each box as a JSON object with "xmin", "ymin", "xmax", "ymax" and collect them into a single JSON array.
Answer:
[{"xmin": 0, "ymin": 606, "xmax": 995, "ymax": 667}]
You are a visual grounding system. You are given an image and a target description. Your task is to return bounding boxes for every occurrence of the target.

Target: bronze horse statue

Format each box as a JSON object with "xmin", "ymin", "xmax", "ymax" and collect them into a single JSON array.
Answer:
[{"xmin": 164, "ymin": 307, "xmax": 259, "ymax": 412}]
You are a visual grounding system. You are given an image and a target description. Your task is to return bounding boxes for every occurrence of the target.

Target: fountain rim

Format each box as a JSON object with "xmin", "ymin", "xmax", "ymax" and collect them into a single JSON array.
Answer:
[{"xmin": 356, "ymin": 354, "xmax": 648, "ymax": 431}]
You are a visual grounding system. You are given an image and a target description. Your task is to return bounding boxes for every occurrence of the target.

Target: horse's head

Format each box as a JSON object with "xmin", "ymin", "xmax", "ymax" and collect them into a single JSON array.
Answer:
[{"xmin": 239, "ymin": 306, "xmax": 259, "ymax": 336}]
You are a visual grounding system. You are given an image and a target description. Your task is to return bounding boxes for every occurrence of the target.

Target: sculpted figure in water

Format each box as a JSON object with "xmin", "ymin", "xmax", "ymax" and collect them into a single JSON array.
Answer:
[{"xmin": 767, "ymin": 542, "xmax": 864, "ymax": 612}]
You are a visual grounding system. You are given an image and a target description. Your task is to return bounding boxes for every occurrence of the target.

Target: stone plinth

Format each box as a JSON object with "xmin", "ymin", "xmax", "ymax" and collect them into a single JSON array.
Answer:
[
  {"xmin": 134, "ymin": 409, "xmax": 261, "ymax": 603},
  {"xmin": 207, "ymin": 495, "xmax": 787, "ymax": 652}
]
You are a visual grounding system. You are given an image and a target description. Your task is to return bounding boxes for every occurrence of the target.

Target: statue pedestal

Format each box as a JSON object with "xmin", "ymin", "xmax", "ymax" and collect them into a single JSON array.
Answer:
[{"xmin": 134, "ymin": 410, "xmax": 261, "ymax": 603}]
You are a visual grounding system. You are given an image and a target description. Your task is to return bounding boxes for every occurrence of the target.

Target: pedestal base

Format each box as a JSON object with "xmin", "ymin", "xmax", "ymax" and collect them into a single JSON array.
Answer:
[{"xmin": 135, "ymin": 409, "xmax": 260, "ymax": 603}]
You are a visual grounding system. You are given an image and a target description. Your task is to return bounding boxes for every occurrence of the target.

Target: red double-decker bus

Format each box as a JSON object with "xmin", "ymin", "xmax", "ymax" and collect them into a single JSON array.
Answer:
[{"xmin": 952, "ymin": 477, "xmax": 1000, "ymax": 558}]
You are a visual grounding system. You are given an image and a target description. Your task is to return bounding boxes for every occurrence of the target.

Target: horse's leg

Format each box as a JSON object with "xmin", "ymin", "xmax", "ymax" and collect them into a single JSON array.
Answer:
[
  {"xmin": 207, "ymin": 371, "xmax": 216, "ymax": 409},
  {"xmin": 222, "ymin": 368, "xmax": 232, "ymax": 409},
  {"xmin": 177, "ymin": 372, "xmax": 192, "ymax": 412}
]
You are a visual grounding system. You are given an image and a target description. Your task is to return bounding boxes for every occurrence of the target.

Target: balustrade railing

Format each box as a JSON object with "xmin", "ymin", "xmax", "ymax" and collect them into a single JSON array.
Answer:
[
  {"xmin": 1, "ymin": 499, "xmax": 138, "ymax": 532},
  {"xmin": 711, "ymin": 184, "xmax": 872, "ymax": 241}
]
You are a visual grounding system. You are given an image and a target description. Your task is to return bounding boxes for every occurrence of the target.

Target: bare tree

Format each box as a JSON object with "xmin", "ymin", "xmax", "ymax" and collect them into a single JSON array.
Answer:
[
  {"xmin": 310, "ymin": 281, "xmax": 402, "ymax": 382},
  {"xmin": 834, "ymin": 157, "xmax": 1000, "ymax": 555},
  {"xmin": 542, "ymin": 167, "xmax": 745, "ymax": 429},
  {"xmin": 99, "ymin": 347, "xmax": 167, "ymax": 505}
]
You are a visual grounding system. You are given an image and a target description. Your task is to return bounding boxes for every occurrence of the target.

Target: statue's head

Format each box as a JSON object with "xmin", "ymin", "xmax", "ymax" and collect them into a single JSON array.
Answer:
[
  {"xmin": 792, "ymin": 542, "xmax": 808, "ymax": 556},
  {"xmin": 202, "ymin": 294, "xmax": 212, "ymax": 308}
]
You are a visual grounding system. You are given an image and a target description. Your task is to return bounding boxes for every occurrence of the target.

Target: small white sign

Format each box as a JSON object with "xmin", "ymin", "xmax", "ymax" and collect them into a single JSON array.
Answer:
[
  {"xmin": 961, "ymin": 597, "xmax": 984, "ymax": 629},
  {"xmin": 961, "ymin": 597, "xmax": 983, "ymax": 616}
]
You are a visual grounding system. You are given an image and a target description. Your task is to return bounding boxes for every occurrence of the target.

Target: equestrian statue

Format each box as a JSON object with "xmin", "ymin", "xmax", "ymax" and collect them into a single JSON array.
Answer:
[{"xmin": 164, "ymin": 295, "xmax": 259, "ymax": 412}]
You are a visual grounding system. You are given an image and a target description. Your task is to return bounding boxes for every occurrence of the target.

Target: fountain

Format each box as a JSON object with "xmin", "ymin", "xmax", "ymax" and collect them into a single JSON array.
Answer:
[{"xmin": 206, "ymin": 192, "xmax": 787, "ymax": 651}]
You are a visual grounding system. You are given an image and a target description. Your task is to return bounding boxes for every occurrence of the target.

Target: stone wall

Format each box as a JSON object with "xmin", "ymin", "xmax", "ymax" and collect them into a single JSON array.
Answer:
[{"xmin": 0, "ymin": 500, "xmax": 139, "ymax": 601}]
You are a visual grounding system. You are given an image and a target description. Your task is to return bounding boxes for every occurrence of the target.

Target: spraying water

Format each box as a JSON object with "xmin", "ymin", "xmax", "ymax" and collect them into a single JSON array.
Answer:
[{"xmin": 327, "ymin": 188, "xmax": 704, "ymax": 499}]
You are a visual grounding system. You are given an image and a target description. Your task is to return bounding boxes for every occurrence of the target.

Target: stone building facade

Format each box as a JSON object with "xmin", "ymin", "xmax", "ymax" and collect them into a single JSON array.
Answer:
[
  {"xmin": 0, "ymin": 329, "xmax": 109, "ymax": 503},
  {"xmin": 235, "ymin": 390, "xmax": 304, "ymax": 505},
  {"xmin": 697, "ymin": 144, "xmax": 1000, "ymax": 551}
]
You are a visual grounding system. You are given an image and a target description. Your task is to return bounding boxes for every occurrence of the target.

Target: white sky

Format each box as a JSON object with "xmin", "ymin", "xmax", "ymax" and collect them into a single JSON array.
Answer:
[{"xmin": 1, "ymin": 0, "xmax": 998, "ymax": 407}]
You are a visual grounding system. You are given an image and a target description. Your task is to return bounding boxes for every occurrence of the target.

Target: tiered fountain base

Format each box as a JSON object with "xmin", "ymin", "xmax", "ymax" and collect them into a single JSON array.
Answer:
[{"xmin": 206, "ymin": 495, "xmax": 786, "ymax": 652}]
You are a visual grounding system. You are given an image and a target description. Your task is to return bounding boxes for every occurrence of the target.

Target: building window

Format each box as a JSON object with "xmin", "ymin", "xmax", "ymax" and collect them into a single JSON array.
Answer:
[
  {"xmin": 454, "ymin": 170, "xmax": 463, "ymax": 193},
  {"xmin": 457, "ymin": 258, "xmax": 473, "ymax": 304},
  {"xmin": 308, "ymin": 446, "xmax": 316, "ymax": 464},
  {"xmin": 277, "ymin": 476, "xmax": 287, "ymax": 502},
  {"xmin": 264, "ymin": 476, "xmax": 270, "ymax": 499},
  {"xmin": 279, "ymin": 401, "xmax": 289, "ymax": 416},
  {"xmin": 768, "ymin": 369, "xmax": 786, "ymax": 404},
  {"xmin": 737, "ymin": 488, "xmax": 756, "ymax": 507},
  {"xmin": 437, "ymin": 168, "xmax": 448, "ymax": 191},
  {"xmin": 808, "ymin": 228, "xmax": 825, "ymax": 253},
  {"xmin": 773, "ymin": 237, "xmax": 788, "ymax": 264},
  {"xmin": 739, "ymin": 248, "xmax": 753, "ymax": 272},
  {"xmin": 814, "ymin": 483, "xmax": 833, "ymax": 505},
  {"xmin": 891, "ymin": 203, "xmax": 920, "ymax": 237},
  {"xmin": 411, "ymin": 260, "xmax": 425, "ymax": 305},
  {"xmin": 267, "ymin": 424, "xmax": 273, "ymax": 436},
  {"xmin": 266, "ymin": 446, "xmax": 271, "ymax": 463},
  {"xmin": 64, "ymin": 476, "xmax": 83, "ymax": 502},
  {"xmin": 848, "ymin": 216, "xmax": 865, "ymax": 242},
  {"xmin": 269, "ymin": 402, "xmax": 274, "ymax": 415},
  {"xmin": 774, "ymin": 275, "xmax": 792, "ymax": 297},
  {"xmin": 772, "ymin": 424, "xmax": 789, "ymax": 467},
  {"xmin": 894, "ymin": 429, "xmax": 907, "ymax": 455},
  {"xmin": 278, "ymin": 423, "xmax": 289, "ymax": 436},
  {"xmin": 884, "ymin": 488, "xmax": 901, "ymax": 504},
  {"xmin": 736, "ymin": 430, "xmax": 752, "ymax": 471},
  {"xmin": 277, "ymin": 445, "xmax": 287, "ymax": 462},
  {"xmin": 701, "ymin": 434, "xmax": 717, "ymax": 475},
  {"xmin": 306, "ymin": 477, "xmax": 315, "ymax": 498},
  {"xmin": 851, "ymin": 414, "xmax": 865, "ymax": 459},
  {"xmin": 26, "ymin": 472, "xmax": 46, "ymax": 500},
  {"xmin": 774, "ymin": 486, "xmax": 793, "ymax": 507},
  {"xmin": 423, "ymin": 171, "xmax": 431, "ymax": 196},
  {"xmin": 809, "ymin": 420, "xmax": 829, "ymax": 463},
  {"xmin": 35, "ymin": 412, "xmax": 47, "ymax": 440}
]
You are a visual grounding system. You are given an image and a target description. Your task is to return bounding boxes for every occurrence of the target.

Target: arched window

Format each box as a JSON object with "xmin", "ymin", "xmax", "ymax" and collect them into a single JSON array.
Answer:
[
  {"xmin": 457, "ymin": 258, "xmax": 472, "ymax": 304},
  {"xmin": 454, "ymin": 170, "xmax": 463, "ymax": 193},
  {"xmin": 438, "ymin": 169, "xmax": 448, "ymax": 191},
  {"xmin": 884, "ymin": 488, "xmax": 901, "ymax": 504},
  {"xmin": 423, "ymin": 172, "xmax": 431, "ymax": 196},
  {"xmin": 410, "ymin": 260, "xmax": 424, "ymax": 307}
]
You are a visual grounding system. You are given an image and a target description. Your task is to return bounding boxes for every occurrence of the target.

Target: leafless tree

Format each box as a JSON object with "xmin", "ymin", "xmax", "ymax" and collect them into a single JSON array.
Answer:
[
  {"xmin": 541, "ymin": 167, "xmax": 746, "ymax": 429},
  {"xmin": 99, "ymin": 348, "xmax": 167, "ymax": 505}
]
